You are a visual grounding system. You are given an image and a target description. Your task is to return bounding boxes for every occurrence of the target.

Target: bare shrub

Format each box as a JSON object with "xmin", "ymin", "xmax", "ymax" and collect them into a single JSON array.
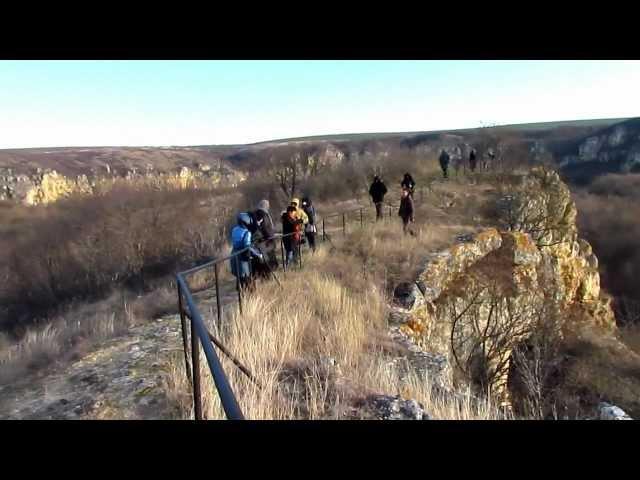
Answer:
[
  {"xmin": 574, "ymin": 183, "xmax": 640, "ymax": 316},
  {"xmin": 1, "ymin": 184, "xmax": 239, "ymax": 334}
]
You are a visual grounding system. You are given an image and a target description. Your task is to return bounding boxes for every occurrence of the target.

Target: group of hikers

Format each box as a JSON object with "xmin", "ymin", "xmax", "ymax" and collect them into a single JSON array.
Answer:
[
  {"xmin": 438, "ymin": 147, "xmax": 493, "ymax": 179},
  {"xmin": 369, "ymin": 172, "xmax": 416, "ymax": 235},
  {"xmin": 229, "ymin": 146, "xmax": 490, "ymax": 288},
  {"xmin": 230, "ymin": 197, "xmax": 317, "ymax": 290}
]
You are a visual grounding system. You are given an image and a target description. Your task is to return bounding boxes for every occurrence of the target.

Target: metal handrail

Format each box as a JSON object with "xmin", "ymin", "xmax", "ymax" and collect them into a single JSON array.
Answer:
[{"xmin": 175, "ymin": 192, "xmax": 428, "ymax": 420}]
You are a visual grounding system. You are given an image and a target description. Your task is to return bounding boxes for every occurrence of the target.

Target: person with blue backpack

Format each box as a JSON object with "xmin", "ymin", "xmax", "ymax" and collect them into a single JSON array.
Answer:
[{"xmin": 230, "ymin": 212, "xmax": 264, "ymax": 291}]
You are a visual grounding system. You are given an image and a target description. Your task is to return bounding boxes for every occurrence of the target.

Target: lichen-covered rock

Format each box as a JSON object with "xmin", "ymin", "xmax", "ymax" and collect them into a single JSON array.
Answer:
[
  {"xmin": 399, "ymin": 168, "xmax": 616, "ymax": 408},
  {"xmin": 369, "ymin": 394, "xmax": 429, "ymax": 420}
]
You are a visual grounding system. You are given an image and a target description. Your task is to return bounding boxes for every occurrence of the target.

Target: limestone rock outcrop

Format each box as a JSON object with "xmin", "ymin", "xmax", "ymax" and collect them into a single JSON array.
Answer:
[
  {"xmin": 398, "ymin": 168, "xmax": 615, "ymax": 407},
  {"xmin": 0, "ymin": 164, "xmax": 246, "ymax": 205}
]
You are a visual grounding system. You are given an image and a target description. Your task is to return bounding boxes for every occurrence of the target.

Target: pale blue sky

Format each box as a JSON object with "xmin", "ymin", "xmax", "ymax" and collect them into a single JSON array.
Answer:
[{"xmin": 0, "ymin": 60, "xmax": 638, "ymax": 148}]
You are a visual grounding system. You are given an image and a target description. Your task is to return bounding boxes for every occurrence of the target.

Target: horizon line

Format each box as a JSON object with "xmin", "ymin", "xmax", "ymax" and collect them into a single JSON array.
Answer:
[{"xmin": 0, "ymin": 116, "xmax": 633, "ymax": 152}]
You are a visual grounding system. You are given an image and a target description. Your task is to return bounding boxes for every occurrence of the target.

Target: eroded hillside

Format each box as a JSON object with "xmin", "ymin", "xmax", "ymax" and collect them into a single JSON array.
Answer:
[{"xmin": 1, "ymin": 167, "xmax": 637, "ymax": 419}]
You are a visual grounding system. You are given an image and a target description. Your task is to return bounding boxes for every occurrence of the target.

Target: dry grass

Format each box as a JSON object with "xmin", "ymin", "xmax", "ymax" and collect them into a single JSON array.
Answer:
[
  {"xmin": 164, "ymin": 212, "xmax": 507, "ymax": 420},
  {"xmin": 0, "ymin": 285, "xmax": 178, "ymax": 384}
]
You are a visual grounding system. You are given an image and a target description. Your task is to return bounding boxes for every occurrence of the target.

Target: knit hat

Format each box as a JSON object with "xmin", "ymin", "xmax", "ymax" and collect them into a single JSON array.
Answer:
[{"xmin": 257, "ymin": 199, "xmax": 270, "ymax": 212}]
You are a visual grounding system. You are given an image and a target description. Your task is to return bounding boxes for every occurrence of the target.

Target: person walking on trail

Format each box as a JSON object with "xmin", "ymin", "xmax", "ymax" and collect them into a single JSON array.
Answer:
[
  {"xmin": 290, "ymin": 198, "xmax": 309, "ymax": 226},
  {"xmin": 401, "ymin": 173, "xmax": 416, "ymax": 197},
  {"xmin": 439, "ymin": 149, "xmax": 450, "ymax": 179},
  {"xmin": 301, "ymin": 197, "xmax": 317, "ymax": 253},
  {"xmin": 282, "ymin": 205, "xmax": 303, "ymax": 267},
  {"xmin": 398, "ymin": 188, "xmax": 415, "ymax": 236},
  {"xmin": 230, "ymin": 212, "xmax": 264, "ymax": 291},
  {"xmin": 252, "ymin": 199, "xmax": 278, "ymax": 276},
  {"xmin": 369, "ymin": 175, "xmax": 388, "ymax": 220},
  {"xmin": 469, "ymin": 149, "xmax": 477, "ymax": 173}
]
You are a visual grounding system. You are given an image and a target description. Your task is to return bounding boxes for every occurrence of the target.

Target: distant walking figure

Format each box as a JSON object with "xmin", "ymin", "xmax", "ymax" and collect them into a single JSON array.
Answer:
[
  {"xmin": 484, "ymin": 150, "xmax": 495, "ymax": 171},
  {"xmin": 369, "ymin": 175, "xmax": 388, "ymax": 220},
  {"xmin": 301, "ymin": 197, "xmax": 317, "ymax": 253},
  {"xmin": 401, "ymin": 173, "xmax": 416, "ymax": 197},
  {"xmin": 439, "ymin": 150, "xmax": 450, "ymax": 179},
  {"xmin": 281, "ymin": 206, "xmax": 303, "ymax": 267},
  {"xmin": 398, "ymin": 188, "xmax": 415, "ymax": 236},
  {"xmin": 469, "ymin": 149, "xmax": 477, "ymax": 173}
]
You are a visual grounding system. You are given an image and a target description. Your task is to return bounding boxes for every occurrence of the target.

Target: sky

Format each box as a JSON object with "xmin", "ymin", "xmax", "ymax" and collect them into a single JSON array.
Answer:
[{"xmin": 0, "ymin": 60, "xmax": 639, "ymax": 149}]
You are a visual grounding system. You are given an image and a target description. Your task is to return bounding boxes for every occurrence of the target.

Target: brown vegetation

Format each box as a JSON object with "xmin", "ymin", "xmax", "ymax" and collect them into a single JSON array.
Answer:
[{"xmin": 573, "ymin": 173, "xmax": 640, "ymax": 323}]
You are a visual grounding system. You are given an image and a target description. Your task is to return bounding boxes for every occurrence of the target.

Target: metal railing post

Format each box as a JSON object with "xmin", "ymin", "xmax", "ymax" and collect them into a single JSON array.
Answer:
[
  {"xmin": 191, "ymin": 315, "xmax": 203, "ymax": 420},
  {"xmin": 360, "ymin": 208, "xmax": 363, "ymax": 228},
  {"xmin": 342, "ymin": 212, "xmax": 346, "ymax": 237},
  {"xmin": 177, "ymin": 280, "xmax": 193, "ymax": 384},
  {"xmin": 214, "ymin": 263, "xmax": 222, "ymax": 334},
  {"xmin": 235, "ymin": 256, "xmax": 243, "ymax": 315},
  {"xmin": 322, "ymin": 218, "xmax": 326, "ymax": 242},
  {"xmin": 281, "ymin": 237, "xmax": 286, "ymax": 272}
]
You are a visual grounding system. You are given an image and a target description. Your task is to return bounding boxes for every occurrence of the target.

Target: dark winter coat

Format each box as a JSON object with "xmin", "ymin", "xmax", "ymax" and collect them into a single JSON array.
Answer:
[
  {"xmin": 469, "ymin": 151, "xmax": 477, "ymax": 169},
  {"xmin": 398, "ymin": 195, "xmax": 414, "ymax": 220},
  {"xmin": 369, "ymin": 179, "xmax": 388, "ymax": 203},
  {"xmin": 253, "ymin": 208, "xmax": 275, "ymax": 243},
  {"xmin": 401, "ymin": 175, "xmax": 415, "ymax": 193},
  {"xmin": 439, "ymin": 151, "xmax": 450, "ymax": 168}
]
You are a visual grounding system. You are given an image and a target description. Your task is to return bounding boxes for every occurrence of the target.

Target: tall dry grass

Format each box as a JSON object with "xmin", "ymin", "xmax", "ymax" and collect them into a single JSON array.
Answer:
[
  {"xmin": 165, "ymin": 221, "xmax": 508, "ymax": 420},
  {"xmin": 0, "ymin": 285, "xmax": 177, "ymax": 384}
]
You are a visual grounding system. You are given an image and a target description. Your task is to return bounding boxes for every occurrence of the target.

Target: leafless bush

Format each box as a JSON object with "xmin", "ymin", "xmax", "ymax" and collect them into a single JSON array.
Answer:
[
  {"xmin": 1, "ymin": 184, "xmax": 238, "ymax": 335},
  {"xmin": 574, "ymin": 184, "xmax": 640, "ymax": 316},
  {"xmin": 509, "ymin": 317, "xmax": 564, "ymax": 419}
]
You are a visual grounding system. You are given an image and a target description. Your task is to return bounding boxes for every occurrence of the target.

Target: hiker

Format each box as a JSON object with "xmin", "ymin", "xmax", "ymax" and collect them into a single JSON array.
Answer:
[
  {"xmin": 252, "ymin": 199, "xmax": 278, "ymax": 276},
  {"xmin": 281, "ymin": 205, "xmax": 303, "ymax": 266},
  {"xmin": 290, "ymin": 198, "xmax": 309, "ymax": 226},
  {"xmin": 301, "ymin": 197, "xmax": 317, "ymax": 252},
  {"xmin": 469, "ymin": 149, "xmax": 477, "ymax": 173},
  {"xmin": 401, "ymin": 173, "xmax": 416, "ymax": 197},
  {"xmin": 398, "ymin": 188, "xmax": 415, "ymax": 235},
  {"xmin": 439, "ymin": 149, "xmax": 450, "ymax": 179},
  {"xmin": 230, "ymin": 212, "xmax": 264, "ymax": 291},
  {"xmin": 486, "ymin": 150, "xmax": 495, "ymax": 171},
  {"xmin": 369, "ymin": 175, "xmax": 388, "ymax": 220},
  {"xmin": 290, "ymin": 198, "xmax": 309, "ymax": 246}
]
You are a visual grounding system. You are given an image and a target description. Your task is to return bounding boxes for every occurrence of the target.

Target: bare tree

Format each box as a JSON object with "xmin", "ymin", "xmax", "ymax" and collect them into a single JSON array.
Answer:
[{"xmin": 441, "ymin": 277, "xmax": 546, "ymax": 400}]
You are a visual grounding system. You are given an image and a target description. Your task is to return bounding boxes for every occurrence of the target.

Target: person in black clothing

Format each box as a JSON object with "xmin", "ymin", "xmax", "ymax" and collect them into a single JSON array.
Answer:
[
  {"xmin": 469, "ymin": 149, "xmax": 477, "ymax": 173},
  {"xmin": 301, "ymin": 197, "xmax": 317, "ymax": 252},
  {"xmin": 398, "ymin": 188, "xmax": 415, "ymax": 235},
  {"xmin": 401, "ymin": 173, "xmax": 416, "ymax": 197},
  {"xmin": 369, "ymin": 175, "xmax": 388, "ymax": 220},
  {"xmin": 251, "ymin": 199, "xmax": 278, "ymax": 277},
  {"xmin": 439, "ymin": 149, "xmax": 450, "ymax": 179}
]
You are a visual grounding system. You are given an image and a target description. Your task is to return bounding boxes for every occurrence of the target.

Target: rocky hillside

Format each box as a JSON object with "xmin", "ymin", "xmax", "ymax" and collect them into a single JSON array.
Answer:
[
  {"xmin": 393, "ymin": 168, "xmax": 639, "ymax": 417},
  {"xmin": 555, "ymin": 117, "xmax": 640, "ymax": 184},
  {"xmin": 0, "ymin": 147, "xmax": 244, "ymax": 204},
  {"xmin": 2, "ymin": 117, "xmax": 631, "ymax": 205},
  {"xmin": 2, "ymin": 166, "xmax": 636, "ymax": 419}
]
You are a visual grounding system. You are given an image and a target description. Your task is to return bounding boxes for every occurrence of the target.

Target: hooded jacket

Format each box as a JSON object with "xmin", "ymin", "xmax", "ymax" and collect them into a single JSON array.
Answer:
[
  {"xmin": 369, "ymin": 178, "xmax": 388, "ymax": 203},
  {"xmin": 398, "ymin": 194, "xmax": 414, "ymax": 220},
  {"xmin": 291, "ymin": 198, "xmax": 309, "ymax": 225},
  {"xmin": 253, "ymin": 200, "xmax": 275, "ymax": 242}
]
